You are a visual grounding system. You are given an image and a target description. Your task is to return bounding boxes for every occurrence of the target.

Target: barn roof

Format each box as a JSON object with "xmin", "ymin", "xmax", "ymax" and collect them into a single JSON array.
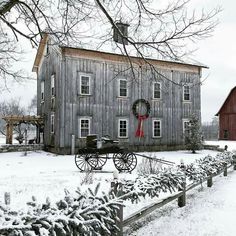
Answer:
[
  {"xmin": 32, "ymin": 34, "xmax": 208, "ymax": 72},
  {"xmin": 216, "ymin": 86, "xmax": 236, "ymax": 116}
]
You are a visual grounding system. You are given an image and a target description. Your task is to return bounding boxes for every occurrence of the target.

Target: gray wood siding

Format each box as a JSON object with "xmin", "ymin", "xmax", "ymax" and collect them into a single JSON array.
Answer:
[{"xmin": 38, "ymin": 47, "xmax": 202, "ymax": 152}]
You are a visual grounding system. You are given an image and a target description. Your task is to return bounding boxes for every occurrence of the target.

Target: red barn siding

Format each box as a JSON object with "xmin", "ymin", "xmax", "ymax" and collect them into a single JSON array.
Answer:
[{"xmin": 217, "ymin": 87, "xmax": 236, "ymax": 140}]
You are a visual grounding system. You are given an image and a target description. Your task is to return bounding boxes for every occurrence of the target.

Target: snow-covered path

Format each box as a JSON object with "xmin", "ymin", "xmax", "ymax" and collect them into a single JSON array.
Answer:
[{"xmin": 129, "ymin": 169, "xmax": 236, "ymax": 236}]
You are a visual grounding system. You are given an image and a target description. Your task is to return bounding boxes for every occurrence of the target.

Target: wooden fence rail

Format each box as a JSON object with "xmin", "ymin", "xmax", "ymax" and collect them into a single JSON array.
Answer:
[{"xmin": 111, "ymin": 162, "xmax": 235, "ymax": 236}]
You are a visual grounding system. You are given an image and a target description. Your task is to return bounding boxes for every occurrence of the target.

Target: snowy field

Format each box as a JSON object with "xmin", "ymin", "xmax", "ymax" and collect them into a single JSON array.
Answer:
[
  {"xmin": 0, "ymin": 147, "xmax": 219, "ymax": 212},
  {"xmin": 0, "ymin": 140, "xmax": 236, "ymax": 235}
]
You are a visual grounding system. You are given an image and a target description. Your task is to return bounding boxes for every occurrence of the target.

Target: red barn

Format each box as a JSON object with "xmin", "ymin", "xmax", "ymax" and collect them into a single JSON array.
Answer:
[{"xmin": 216, "ymin": 87, "xmax": 236, "ymax": 140}]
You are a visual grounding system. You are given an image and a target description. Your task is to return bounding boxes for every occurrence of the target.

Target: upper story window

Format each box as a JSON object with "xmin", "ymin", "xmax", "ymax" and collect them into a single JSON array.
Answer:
[
  {"xmin": 152, "ymin": 119, "xmax": 161, "ymax": 138},
  {"xmin": 119, "ymin": 79, "xmax": 128, "ymax": 97},
  {"xmin": 153, "ymin": 82, "xmax": 161, "ymax": 99},
  {"xmin": 51, "ymin": 113, "xmax": 55, "ymax": 133},
  {"xmin": 118, "ymin": 119, "xmax": 128, "ymax": 138},
  {"xmin": 51, "ymin": 74, "xmax": 55, "ymax": 96},
  {"xmin": 183, "ymin": 85, "xmax": 190, "ymax": 101},
  {"xmin": 80, "ymin": 75, "xmax": 91, "ymax": 95},
  {"xmin": 41, "ymin": 81, "xmax": 45, "ymax": 101},
  {"xmin": 79, "ymin": 118, "xmax": 90, "ymax": 138}
]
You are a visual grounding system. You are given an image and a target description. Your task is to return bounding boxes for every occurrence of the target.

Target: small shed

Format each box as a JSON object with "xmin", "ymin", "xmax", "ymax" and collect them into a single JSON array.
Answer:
[{"xmin": 216, "ymin": 87, "xmax": 236, "ymax": 140}]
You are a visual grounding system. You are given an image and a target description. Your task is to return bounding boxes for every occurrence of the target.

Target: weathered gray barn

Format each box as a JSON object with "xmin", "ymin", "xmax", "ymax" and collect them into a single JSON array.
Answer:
[{"xmin": 33, "ymin": 35, "xmax": 206, "ymax": 154}]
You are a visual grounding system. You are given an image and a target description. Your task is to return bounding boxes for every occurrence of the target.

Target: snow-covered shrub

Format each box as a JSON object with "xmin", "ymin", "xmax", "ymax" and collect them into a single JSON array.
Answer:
[
  {"xmin": 183, "ymin": 151, "xmax": 234, "ymax": 182},
  {"xmin": 184, "ymin": 114, "xmax": 203, "ymax": 153},
  {"xmin": 136, "ymin": 158, "xmax": 163, "ymax": 175},
  {"xmin": 0, "ymin": 184, "xmax": 123, "ymax": 236},
  {"xmin": 121, "ymin": 168, "xmax": 184, "ymax": 203}
]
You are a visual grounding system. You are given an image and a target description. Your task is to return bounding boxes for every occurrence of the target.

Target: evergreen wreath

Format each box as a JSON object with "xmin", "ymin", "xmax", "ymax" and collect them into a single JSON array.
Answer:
[{"xmin": 132, "ymin": 99, "xmax": 151, "ymax": 118}]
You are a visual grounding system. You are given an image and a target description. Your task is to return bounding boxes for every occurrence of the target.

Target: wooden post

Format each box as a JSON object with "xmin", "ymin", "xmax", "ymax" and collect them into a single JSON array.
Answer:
[
  {"xmin": 71, "ymin": 134, "xmax": 75, "ymax": 155},
  {"xmin": 178, "ymin": 179, "xmax": 186, "ymax": 208},
  {"xmin": 4, "ymin": 192, "xmax": 10, "ymax": 205},
  {"xmin": 207, "ymin": 175, "xmax": 213, "ymax": 187},
  {"xmin": 111, "ymin": 178, "xmax": 123, "ymax": 236},
  {"xmin": 233, "ymin": 155, "xmax": 236, "ymax": 170},
  {"xmin": 223, "ymin": 163, "xmax": 227, "ymax": 176},
  {"xmin": 6, "ymin": 123, "xmax": 13, "ymax": 144}
]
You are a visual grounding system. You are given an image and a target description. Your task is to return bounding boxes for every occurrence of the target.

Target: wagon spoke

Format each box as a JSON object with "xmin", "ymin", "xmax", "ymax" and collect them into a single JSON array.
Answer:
[
  {"xmin": 75, "ymin": 153, "xmax": 94, "ymax": 171},
  {"xmin": 113, "ymin": 152, "xmax": 137, "ymax": 172}
]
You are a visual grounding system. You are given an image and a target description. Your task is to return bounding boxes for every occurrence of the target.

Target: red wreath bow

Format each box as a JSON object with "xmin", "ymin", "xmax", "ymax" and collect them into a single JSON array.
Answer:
[{"xmin": 135, "ymin": 115, "xmax": 148, "ymax": 137}]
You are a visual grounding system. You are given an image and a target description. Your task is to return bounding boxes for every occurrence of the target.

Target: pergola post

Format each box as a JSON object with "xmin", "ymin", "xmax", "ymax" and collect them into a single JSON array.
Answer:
[{"xmin": 6, "ymin": 122, "xmax": 13, "ymax": 144}]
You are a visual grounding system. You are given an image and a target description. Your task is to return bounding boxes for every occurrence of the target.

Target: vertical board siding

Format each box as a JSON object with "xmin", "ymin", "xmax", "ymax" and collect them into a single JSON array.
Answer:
[{"xmin": 38, "ymin": 47, "xmax": 202, "ymax": 152}]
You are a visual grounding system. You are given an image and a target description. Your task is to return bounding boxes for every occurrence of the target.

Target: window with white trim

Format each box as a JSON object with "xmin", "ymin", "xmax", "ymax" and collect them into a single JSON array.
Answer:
[
  {"xmin": 153, "ymin": 119, "xmax": 161, "ymax": 138},
  {"xmin": 153, "ymin": 82, "xmax": 161, "ymax": 99},
  {"xmin": 80, "ymin": 75, "xmax": 90, "ymax": 95},
  {"xmin": 119, "ymin": 79, "xmax": 128, "ymax": 97},
  {"xmin": 118, "ymin": 119, "xmax": 128, "ymax": 138},
  {"xmin": 51, "ymin": 74, "xmax": 55, "ymax": 96},
  {"xmin": 183, "ymin": 85, "xmax": 190, "ymax": 101},
  {"xmin": 41, "ymin": 81, "xmax": 45, "ymax": 101},
  {"xmin": 51, "ymin": 113, "xmax": 55, "ymax": 133},
  {"xmin": 79, "ymin": 118, "xmax": 90, "ymax": 138}
]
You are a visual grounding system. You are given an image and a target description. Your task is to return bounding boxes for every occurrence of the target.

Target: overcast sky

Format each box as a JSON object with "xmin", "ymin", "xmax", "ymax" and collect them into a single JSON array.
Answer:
[{"xmin": 0, "ymin": 0, "xmax": 235, "ymax": 123}]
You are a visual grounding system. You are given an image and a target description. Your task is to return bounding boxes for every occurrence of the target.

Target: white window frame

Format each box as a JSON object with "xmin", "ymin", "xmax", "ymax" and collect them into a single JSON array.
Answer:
[
  {"xmin": 183, "ymin": 85, "xmax": 190, "ymax": 101},
  {"xmin": 51, "ymin": 74, "xmax": 55, "ymax": 96},
  {"xmin": 41, "ymin": 81, "xmax": 45, "ymax": 102},
  {"xmin": 118, "ymin": 79, "xmax": 128, "ymax": 97},
  {"xmin": 118, "ymin": 118, "xmax": 129, "ymax": 138},
  {"xmin": 79, "ymin": 74, "xmax": 91, "ymax": 95},
  {"xmin": 153, "ymin": 82, "xmax": 161, "ymax": 99},
  {"xmin": 183, "ymin": 119, "xmax": 190, "ymax": 134},
  {"xmin": 79, "ymin": 118, "xmax": 91, "ymax": 138},
  {"xmin": 152, "ymin": 119, "xmax": 162, "ymax": 138},
  {"xmin": 51, "ymin": 113, "xmax": 55, "ymax": 134}
]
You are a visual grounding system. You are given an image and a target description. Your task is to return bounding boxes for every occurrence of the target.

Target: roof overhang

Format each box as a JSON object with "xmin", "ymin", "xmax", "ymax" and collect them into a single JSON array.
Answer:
[{"xmin": 32, "ymin": 34, "xmax": 48, "ymax": 73}]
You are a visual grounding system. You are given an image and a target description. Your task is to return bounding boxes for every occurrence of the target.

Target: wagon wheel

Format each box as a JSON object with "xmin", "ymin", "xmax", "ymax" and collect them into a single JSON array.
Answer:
[
  {"xmin": 113, "ymin": 152, "xmax": 137, "ymax": 172},
  {"xmin": 75, "ymin": 152, "xmax": 98, "ymax": 171},
  {"xmin": 88, "ymin": 153, "xmax": 108, "ymax": 170}
]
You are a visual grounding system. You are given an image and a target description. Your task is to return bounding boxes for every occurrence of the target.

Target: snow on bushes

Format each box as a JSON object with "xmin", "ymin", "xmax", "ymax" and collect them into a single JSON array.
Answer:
[
  {"xmin": 0, "ymin": 185, "xmax": 122, "ymax": 236},
  {"xmin": 121, "ymin": 151, "xmax": 235, "ymax": 202}
]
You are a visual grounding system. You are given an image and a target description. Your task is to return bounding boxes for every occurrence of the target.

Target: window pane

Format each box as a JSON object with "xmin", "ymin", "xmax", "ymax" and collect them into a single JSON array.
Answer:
[
  {"xmin": 51, "ymin": 75, "xmax": 55, "ymax": 96},
  {"xmin": 81, "ymin": 76, "xmax": 90, "ymax": 94},
  {"xmin": 51, "ymin": 114, "xmax": 54, "ymax": 133},
  {"xmin": 120, "ymin": 80, "xmax": 127, "ymax": 97},
  {"xmin": 153, "ymin": 120, "xmax": 161, "ymax": 137},
  {"xmin": 41, "ymin": 81, "xmax": 44, "ymax": 100},
  {"xmin": 119, "ymin": 120, "xmax": 127, "ymax": 137},
  {"xmin": 154, "ymin": 83, "xmax": 161, "ymax": 99},
  {"xmin": 183, "ymin": 121, "xmax": 190, "ymax": 135},
  {"xmin": 80, "ymin": 119, "xmax": 89, "ymax": 137},
  {"xmin": 184, "ymin": 86, "xmax": 190, "ymax": 100}
]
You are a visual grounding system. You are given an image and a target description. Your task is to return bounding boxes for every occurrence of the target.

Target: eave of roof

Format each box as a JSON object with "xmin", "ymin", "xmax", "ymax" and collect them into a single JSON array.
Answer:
[
  {"xmin": 32, "ymin": 34, "xmax": 209, "ymax": 72},
  {"xmin": 216, "ymin": 86, "xmax": 236, "ymax": 116},
  {"xmin": 60, "ymin": 45, "xmax": 209, "ymax": 69}
]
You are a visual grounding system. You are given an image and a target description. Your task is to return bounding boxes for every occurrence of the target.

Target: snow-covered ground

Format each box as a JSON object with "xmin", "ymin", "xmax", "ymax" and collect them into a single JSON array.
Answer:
[
  {"xmin": 0, "ymin": 140, "xmax": 236, "ymax": 235},
  {"xmin": 0, "ymin": 148, "xmax": 218, "ymax": 212}
]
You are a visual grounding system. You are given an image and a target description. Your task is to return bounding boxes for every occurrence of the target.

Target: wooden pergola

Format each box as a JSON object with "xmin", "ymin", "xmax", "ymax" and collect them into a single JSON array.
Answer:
[{"xmin": 2, "ymin": 115, "xmax": 44, "ymax": 144}]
